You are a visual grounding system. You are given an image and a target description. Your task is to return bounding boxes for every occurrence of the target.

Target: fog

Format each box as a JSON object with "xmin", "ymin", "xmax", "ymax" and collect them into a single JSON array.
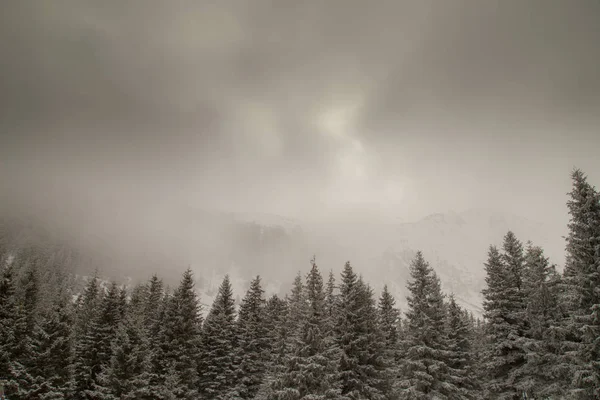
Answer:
[{"xmin": 1, "ymin": 1, "xmax": 599, "ymax": 280}]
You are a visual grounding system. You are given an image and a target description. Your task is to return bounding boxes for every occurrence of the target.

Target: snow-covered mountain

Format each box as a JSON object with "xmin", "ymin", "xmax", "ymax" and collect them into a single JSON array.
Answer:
[{"xmin": 0, "ymin": 208, "xmax": 567, "ymax": 317}]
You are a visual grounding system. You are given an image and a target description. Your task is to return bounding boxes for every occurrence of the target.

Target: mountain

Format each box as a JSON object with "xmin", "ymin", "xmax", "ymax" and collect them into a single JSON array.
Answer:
[{"xmin": 0, "ymin": 208, "xmax": 566, "ymax": 317}]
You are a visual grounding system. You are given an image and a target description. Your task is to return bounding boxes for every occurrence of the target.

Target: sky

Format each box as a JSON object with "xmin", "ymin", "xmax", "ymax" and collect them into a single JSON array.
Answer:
[{"xmin": 1, "ymin": 0, "xmax": 599, "ymax": 239}]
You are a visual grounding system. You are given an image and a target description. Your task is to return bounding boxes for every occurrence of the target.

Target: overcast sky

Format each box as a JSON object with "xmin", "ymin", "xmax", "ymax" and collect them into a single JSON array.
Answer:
[{"xmin": 1, "ymin": 0, "xmax": 599, "ymax": 236}]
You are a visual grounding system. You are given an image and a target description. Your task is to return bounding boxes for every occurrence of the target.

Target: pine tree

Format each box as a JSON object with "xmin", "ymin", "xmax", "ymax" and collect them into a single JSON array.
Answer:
[
  {"xmin": 378, "ymin": 285, "xmax": 400, "ymax": 368},
  {"xmin": 270, "ymin": 259, "xmax": 342, "ymax": 399},
  {"xmin": 97, "ymin": 312, "xmax": 154, "ymax": 399},
  {"xmin": 561, "ymin": 169, "xmax": 600, "ymax": 397},
  {"xmin": 234, "ymin": 276, "xmax": 269, "ymax": 399},
  {"xmin": 513, "ymin": 243, "xmax": 565, "ymax": 398},
  {"xmin": 8, "ymin": 260, "xmax": 41, "ymax": 399},
  {"xmin": 0, "ymin": 263, "xmax": 27, "ymax": 397},
  {"xmin": 325, "ymin": 270, "xmax": 338, "ymax": 331},
  {"xmin": 398, "ymin": 252, "xmax": 458, "ymax": 399},
  {"xmin": 159, "ymin": 268, "xmax": 203, "ymax": 399},
  {"xmin": 198, "ymin": 275, "xmax": 238, "ymax": 399},
  {"xmin": 481, "ymin": 241, "xmax": 528, "ymax": 400},
  {"xmin": 446, "ymin": 295, "xmax": 478, "ymax": 399},
  {"xmin": 337, "ymin": 262, "xmax": 390, "ymax": 400},
  {"xmin": 73, "ymin": 281, "xmax": 123, "ymax": 399},
  {"xmin": 264, "ymin": 294, "xmax": 289, "ymax": 365},
  {"xmin": 27, "ymin": 293, "xmax": 75, "ymax": 399}
]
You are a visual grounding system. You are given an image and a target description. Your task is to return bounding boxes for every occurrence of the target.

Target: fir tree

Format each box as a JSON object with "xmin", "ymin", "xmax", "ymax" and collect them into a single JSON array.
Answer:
[
  {"xmin": 264, "ymin": 294, "xmax": 289, "ymax": 365},
  {"xmin": 446, "ymin": 295, "xmax": 478, "ymax": 399},
  {"xmin": 562, "ymin": 169, "xmax": 600, "ymax": 397},
  {"xmin": 481, "ymin": 242, "xmax": 527, "ymax": 400},
  {"xmin": 270, "ymin": 259, "xmax": 342, "ymax": 399},
  {"xmin": 398, "ymin": 252, "xmax": 458, "ymax": 399},
  {"xmin": 159, "ymin": 268, "xmax": 203, "ymax": 399},
  {"xmin": 199, "ymin": 275, "xmax": 238, "ymax": 399},
  {"xmin": 0, "ymin": 263, "xmax": 28, "ymax": 397},
  {"xmin": 97, "ymin": 312, "xmax": 154, "ymax": 399},
  {"xmin": 518, "ymin": 243, "xmax": 564, "ymax": 398},
  {"xmin": 378, "ymin": 285, "xmax": 400, "ymax": 368},
  {"xmin": 27, "ymin": 293, "xmax": 75, "ymax": 399},
  {"xmin": 73, "ymin": 281, "xmax": 123, "ymax": 399},
  {"xmin": 337, "ymin": 262, "xmax": 390, "ymax": 400},
  {"xmin": 234, "ymin": 276, "xmax": 269, "ymax": 399}
]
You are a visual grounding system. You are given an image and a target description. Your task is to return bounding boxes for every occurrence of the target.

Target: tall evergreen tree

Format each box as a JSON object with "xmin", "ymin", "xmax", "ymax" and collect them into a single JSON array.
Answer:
[
  {"xmin": 234, "ymin": 276, "xmax": 270, "ymax": 399},
  {"xmin": 199, "ymin": 275, "xmax": 238, "ymax": 399},
  {"xmin": 0, "ymin": 263, "xmax": 28, "ymax": 397},
  {"xmin": 159, "ymin": 268, "xmax": 203, "ymax": 399},
  {"xmin": 561, "ymin": 169, "xmax": 600, "ymax": 397},
  {"xmin": 446, "ymin": 295, "xmax": 477, "ymax": 399},
  {"xmin": 270, "ymin": 259, "xmax": 342, "ymax": 399},
  {"xmin": 398, "ymin": 252, "xmax": 458, "ymax": 399},
  {"xmin": 337, "ymin": 262, "xmax": 390, "ymax": 400},
  {"xmin": 378, "ymin": 285, "xmax": 400, "ymax": 365},
  {"xmin": 97, "ymin": 312, "xmax": 154, "ymax": 399},
  {"xmin": 27, "ymin": 293, "xmax": 75, "ymax": 399},
  {"xmin": 516, "ymin": 243, "xmax": 565, "ymax": 398},
  {"xmin": 264, "ymin": 294, "xmax": 289, "ymax": 365},
  {"xmin": 73, "ymin": 281, "xmax": 123, "ymax": 399},
  {"xmin": 481, "ymin": 241, "xmax": 527, "ymax": 399}
]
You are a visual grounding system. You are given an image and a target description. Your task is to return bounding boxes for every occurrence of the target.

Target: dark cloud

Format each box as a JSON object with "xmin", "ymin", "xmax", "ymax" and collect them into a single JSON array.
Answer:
[{"xmin": 0, "ymin": 0, "xmax": 599, "ymax": 236}]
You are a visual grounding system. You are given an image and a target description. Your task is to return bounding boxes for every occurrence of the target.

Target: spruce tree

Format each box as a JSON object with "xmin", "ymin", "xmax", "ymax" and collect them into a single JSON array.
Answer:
[
  {"xmin": 73, "ymin": 281, "xmax": 123, "ymax": 399},
  {"xmin": 398, "ymin": 252, "xmax": 458, "ymax": 399},
  {"xmin": 515, "ymin": 243, "xmax": 565, "ymax": 398},
  {"xmin": 234, "ymin": 276, "xmax": 270, "ymax": 399},
  {"xmin": 198, "ymin": 275, "xmax": 238, "ymax": 399},
  {"xmin": 337, "ymin": 262, "xmax": 390, "ymax": 400},
  {"xmin": 28, "ymin": 293, "xmax": 75, "ymax": 399},
  {"xmin": 378, "ymin": 285, "xmax": 400, "ymax": 368},
  {"xmin": 264, "ymin": 294, "xmax": 289, "ymax": 365},
  {"xmin": 0, "ymin": 263, "xmax": 28, "ymax": 397},
  {"xmin": 159, "ymin": 268, "xmax": 203, "ymax": 399},
  {"xmin": 270, "ymin": 259, "xmax": 342, "ymax": 399},
  {"xmin": 446, "ymin": 295, "xmax": 477, "ymax": 399},
  {"xmin": 481, "ymin": 242, "xmax": 527, "ymax": 399},
  {"xmin": 97, "ymin": 312, "xmax": 154, "ymax": 399},
  {"xmin": 561, "ymin": 169, "xmax": 600, "ymax": 397}
]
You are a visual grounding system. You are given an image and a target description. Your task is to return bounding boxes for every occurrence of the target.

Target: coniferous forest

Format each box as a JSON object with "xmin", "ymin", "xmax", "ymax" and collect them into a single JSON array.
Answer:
[{"xmin": 0, "ymin": 169, "xmax": 599, "ymax": 400}]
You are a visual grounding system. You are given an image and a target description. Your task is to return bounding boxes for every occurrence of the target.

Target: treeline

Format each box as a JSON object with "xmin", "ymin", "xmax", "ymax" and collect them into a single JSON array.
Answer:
[{"xmin": 0, "ymin": 168, "xmax": 599, "ymax": 399}]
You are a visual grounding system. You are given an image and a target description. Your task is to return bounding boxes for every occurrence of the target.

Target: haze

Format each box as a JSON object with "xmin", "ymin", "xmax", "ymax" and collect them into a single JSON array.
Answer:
[{"xmin": 1, "ymin": 1, "xmax": 599, "ymax": 276}]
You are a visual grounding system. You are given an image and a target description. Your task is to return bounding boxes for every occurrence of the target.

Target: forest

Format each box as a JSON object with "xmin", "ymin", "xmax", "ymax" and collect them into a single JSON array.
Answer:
[{"xmin": 0, "ymin": 168, "xmax": 599, "ymax": 400}]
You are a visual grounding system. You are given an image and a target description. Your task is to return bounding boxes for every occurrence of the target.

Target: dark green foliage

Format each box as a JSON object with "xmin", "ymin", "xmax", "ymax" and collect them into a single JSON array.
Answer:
[
  {"xmin": 378, "ymin": 285, "xmax": 400, "ymax": 366},
  {"xmin": 199, "ymin": 275, "xmax": 238, "ymax": 399},
  {"xmin": 234, "ymin": 276, "xmax": 270, "ymax": 399},
  {"xmin": 159, "ymin": 268, "xmax": 203, "ymax": 399},
  {"xmin": 27, "ymin": 294, "xmax": 75, "ymax": 399},
  {"xmin": 98, "ymin": 312, "xmax": 154, "ymax": 399},
  {"xmin": 561, "ymin": 169, "xmax": 600, "ymax": 397},
  {"xmin": 446, "ymin": 295, "xmax": 478, "ymax": 398},
  {"xmin": 398, "ymin": 252, "xmax": 458, "ymax": 399},
  {"xmin": 337, "ymin": 262, "xmax": 390, "ymax": 400},
  {"xmin": 269, "ymin": 259, "xmax": 342, "ymax": 399}
]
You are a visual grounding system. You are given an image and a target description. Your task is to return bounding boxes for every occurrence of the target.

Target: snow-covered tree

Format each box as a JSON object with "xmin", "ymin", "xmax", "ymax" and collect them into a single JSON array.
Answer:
[
  {"xmin": 561, "ymin": 169, "xmax": 600, "ymax": 397},
  {"xmin": 269, "ymin": 259, "xmax": 342, "ymax": 399},
  {"xmin": 398, "ymin": 252, "xmax": 458, "ymax": 399},
  {"xmin": 446, "ymin": 295, "xmax": 478, "ymax": 399},
  {"xmin": 481, "ymin": 241, "xmax": 528, "ymax": 399},
  {"xmin": 27, "ymin": 293, "xmax": 75, "ymax": 399},
  {"xmin": 337, "ymin": 262, "xmax": 390, "ymax": 400},
  {"xmin": 158, "ymin": 268, "xmax": 203, "ymax": 399},
  {"xmin": 199, "ymin": 274, "xmax": 238, "ymax": 399},
  {"xmin": 73, "ymin": 281, "xmax": 123, "ymax": 399},
  {"xmin": 97, "ymin": 312, "xmax": 154, "ymax": 399},
  {"xmin": 234, "ymin": 276, "xmax": 269, "ymax": 399}
]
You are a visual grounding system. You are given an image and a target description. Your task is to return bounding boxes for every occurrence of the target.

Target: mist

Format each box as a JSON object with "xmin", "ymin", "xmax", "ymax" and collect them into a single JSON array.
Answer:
[{"xmin": 1, "ymin": 0, "xmax": 599, "ymax": 281}]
